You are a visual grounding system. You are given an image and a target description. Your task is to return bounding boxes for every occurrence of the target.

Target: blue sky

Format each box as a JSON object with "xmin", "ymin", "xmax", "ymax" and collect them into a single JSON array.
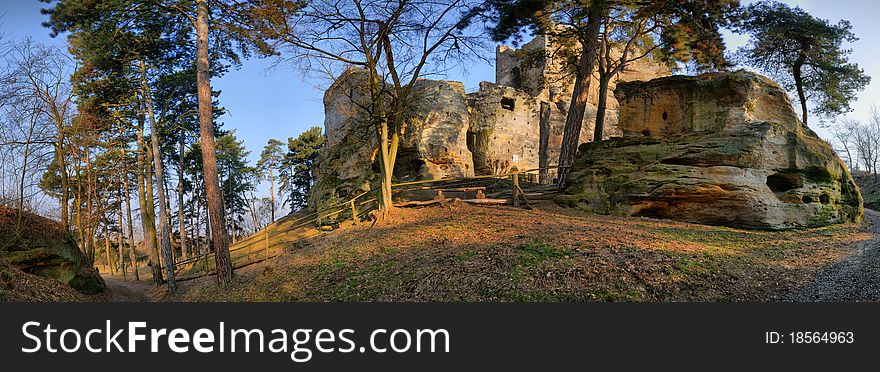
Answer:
[
  {"xmin": 1, "ymin": 0, "xmax": 876, "ymax": 191},
  {"xmin": 1, "ymin": 1, "xmax": 495, "ymax": 166}
]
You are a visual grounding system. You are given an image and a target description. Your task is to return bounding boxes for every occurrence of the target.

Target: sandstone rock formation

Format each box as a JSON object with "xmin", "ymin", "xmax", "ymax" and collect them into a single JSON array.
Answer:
[
  {"xmin": 310, "ymin": 69, "xmax": 379, "ymax": 207},
  {"xmin": 311, "ymin": 69, "xmax": 474, "ymax": 206},
  {"xmin": 558, "ymin": 71, "xmax": 863, "ymax": 229},
  {"xmin": 0, "ymin": 206, "xmax": 106, "ymax": 294},
  {"xmin": 397, "ymin": 79, "xmax": 474, "ymax": 180},
  {"xmin": 312, "ymin": 35, "xmax": 670, "ymax": 205}
]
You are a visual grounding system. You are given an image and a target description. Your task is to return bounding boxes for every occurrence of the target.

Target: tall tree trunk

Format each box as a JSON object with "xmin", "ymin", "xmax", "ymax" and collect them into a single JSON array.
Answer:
[
  {"xmin": 194, "ymin": 181, "xmax": 202, "ymax": 255},
  {"xmin": 593, "ymin": 74, "xmax": 612, "ymax": 142},
  {"xmin": 17, "ymin": 114, "xmax": 36, "ymax": 229},
  {"xmin": 247, "ymin": 190, "xmax": 260, "ymax": 232},
  {"xmin": 136, "ymin": 102, "xmax": 162, "ymax": 285},
  {"xmin": 368, "ymin": 67, "xmax": 395, "ymax": 216},
  {"xmin": 74, "ymin": 156, "xmax": 84, "ymax": 256},
  {"xmin": 85, "ymin": 147, "xmax": 95, "ymax": 267},
  {"xmin": 231, "ymin": 212, "xmax": 237, "ymax": 244},
  {"xmin": 196, "ymin": 0, "xmax": 233, "ymax": 286},
  {"xmin": 104, "ymin": 227, "xmax": 113, "ymax": 274},
  {"xmin": 116, "ymin": 157, "xmax": 126, "ymax": 280},
  {"xmin": 793, "ymin": 58, "xmax": 808, "ymax": 125},
  {"xmin": 178, "ymin": 135, "xmax": 188, "ymax": 260},
  {"xmin": 122, "ymin": 152, "xmax": 139, "ymax": 281},
  {"xmin": 57, "ymin": 131, "xmax": 69, "ymax": 231},
  {"xmin": 121, "ymin": 128, "xmax": 140, "ymax": 281},
  {"xmin": 269, "ymin": 170, "xmax": 275, "ymax": 222},
  {"xmin": 189, "ymin": 201, "xmax": 197, "ymax": 254},
  {"xmin": 142, "ymin": 61, "xmax": 177, "ymax": 292},
  {"xmin": 161, "ymin": 167, "xmax": 176, "ymax": 264},
  {"xmin": 117, "ymin": 189, "xmax": 126, "ymax": 280},
  {"xmin": 378, "ymin": 124, "xmax": 394, "ymax": 214},
  {"xmin": 204, "ymin": 189, "xmax": 211, "ymax": 255},
  {"xmin": 556, "ymin": 1, "xmax": 604, "ymax": 187},
  {"xmin": 145, "ymin": 146, "xmax": 160, "ymax": 267}
]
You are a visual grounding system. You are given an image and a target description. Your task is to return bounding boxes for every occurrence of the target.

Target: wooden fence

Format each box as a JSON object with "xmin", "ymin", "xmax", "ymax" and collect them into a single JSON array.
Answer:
[{"xmin": 172, "ymin": 165, "xmax": 569, "ymax": 281}]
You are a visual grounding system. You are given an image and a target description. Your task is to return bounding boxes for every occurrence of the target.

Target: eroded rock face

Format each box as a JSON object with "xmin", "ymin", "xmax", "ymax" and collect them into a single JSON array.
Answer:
[
  {"xmin": 558, "ymin": 71, "xmax": 863, "ymax": 230},
  {"xmin": 310, "ymin": 68, "xmax": 378, "ymax": 208},
  {"xmin": 0, "ymin": 207, "xmax": 106, "ymax": 294},
  {"xmin": 311, "ymin": 69, "xmax": 474, "ymax": 207},
  {"xmin": 397, "ymin": 80, "xmax": 474, "ymax": 180}
]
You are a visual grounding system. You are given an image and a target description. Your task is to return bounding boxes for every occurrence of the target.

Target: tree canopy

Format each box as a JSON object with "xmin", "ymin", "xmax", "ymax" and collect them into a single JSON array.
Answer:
[
  {"xmin": 735, "ymin": 0, "xmax": 870, "ymax": 125},
  {"xmin": 280, "ymin": 127, "xmax": 324, "ymax": 212}
]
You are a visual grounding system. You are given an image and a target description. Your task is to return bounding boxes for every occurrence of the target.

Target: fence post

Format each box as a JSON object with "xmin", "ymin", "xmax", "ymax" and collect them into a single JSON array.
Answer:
[
  {"xmin": 512, "ymin": 171, "xmax": 520, "ymax": 207},
  {"xmin": 350, "ymin": 199, "xmax": 358, "ymax": 224},
  {"xmin": 265, "ymin": 229, "xmax": 270, "ymax": 259}
]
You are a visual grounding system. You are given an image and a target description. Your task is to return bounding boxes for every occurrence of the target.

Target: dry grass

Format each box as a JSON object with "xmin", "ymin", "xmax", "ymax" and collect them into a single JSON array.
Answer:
[
  {"xmin": 0, "ymin": 206, "xmax": 68, "ymax": 248},
  {"xmin": 167, "ymin": 201, "xmax": 871, "ymax": 302}
]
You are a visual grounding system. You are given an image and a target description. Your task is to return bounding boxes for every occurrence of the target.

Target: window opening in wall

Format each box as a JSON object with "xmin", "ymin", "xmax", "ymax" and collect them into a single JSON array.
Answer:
[{"xmin": 501, "ymin": 97, "xmax": 515, "ymax": 111}]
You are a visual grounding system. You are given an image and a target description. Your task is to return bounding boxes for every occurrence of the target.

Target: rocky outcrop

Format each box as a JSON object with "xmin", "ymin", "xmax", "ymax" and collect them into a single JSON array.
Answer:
[
  {"xmin": 310, "ymin": 69, "xmax": 379, "ymax": 208},
  {"xmin": 312, "ymin": 35, "xmax": 670, "ymax": 204},
  {"xmin": 311, "ymin": 69, "xmax": 474, "ymax": 207},
  {"xmin": 397, "ymin": 80, "xmax": 474, "ymax": 180},
  {"xmin": 558, "ymin": 71, "xmax": 863, "ymax": 230},
  {"xmin": 0, "ymin": 207, "xmax": 106, "ymax": 294},
  {"xmin": 0, "ymin": 259, "xmax": 89, "ymax": 302}
]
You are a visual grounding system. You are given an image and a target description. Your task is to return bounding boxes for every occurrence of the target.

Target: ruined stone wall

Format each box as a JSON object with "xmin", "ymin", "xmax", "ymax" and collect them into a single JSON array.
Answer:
[
  {"xmin": 312, "ymin": 35, "xmax": 670, "ymax": 205},
  {"xmin": 467, "ymin": 83, "xmax": 541, "ymax": 174},
  {"xmin": 471, "ymin": 36, "xmax": 670, "ymax": 177}
]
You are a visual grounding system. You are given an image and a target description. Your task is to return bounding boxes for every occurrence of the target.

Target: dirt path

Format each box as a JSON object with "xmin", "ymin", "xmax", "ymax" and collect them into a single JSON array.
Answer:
[
  {"xmin": 781, "ymin": 209, "xmax": 880, "ymax": 302},
  {"xmin": 102, "ymin": 277, "xmax": 155, "ymax": 302}
]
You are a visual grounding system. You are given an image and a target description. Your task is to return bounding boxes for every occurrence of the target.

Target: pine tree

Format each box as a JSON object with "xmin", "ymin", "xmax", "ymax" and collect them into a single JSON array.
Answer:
[
  {"xmin": 215, "ymin": 132, "xmax": 256, "ymax": 241},
  {"xmin": 257, "ymin": 139, "xmax": 284, "ymax": 222},
  {"xmin": 488, "ymin": 0, "xmax": 739, "ymax": 185},
  {"xmin": 735, "ymin": 1, "xmax": 870, "ymax": 125},
  {"xmin": 280, "ymin": 127, "xmax": 324, "ymax": 211}
]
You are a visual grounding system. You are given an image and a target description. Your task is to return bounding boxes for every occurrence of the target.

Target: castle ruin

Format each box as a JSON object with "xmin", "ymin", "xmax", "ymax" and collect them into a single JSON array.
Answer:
[{"xmin": 311, "ymin": 35, "xmax": 670, "ymax": 205}]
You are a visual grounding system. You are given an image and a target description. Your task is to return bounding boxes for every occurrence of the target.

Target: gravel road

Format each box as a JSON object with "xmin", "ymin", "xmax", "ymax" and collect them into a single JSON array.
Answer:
[{"xmin": 780, "ymin": 210, "xmax": 880, "ymax": 302}]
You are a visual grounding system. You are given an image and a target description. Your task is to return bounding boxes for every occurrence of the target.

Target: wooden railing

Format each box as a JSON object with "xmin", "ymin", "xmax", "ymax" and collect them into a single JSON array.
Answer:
[{"xmin": 173, "ymin": 165, "xmax": 569, "ymax": 281}]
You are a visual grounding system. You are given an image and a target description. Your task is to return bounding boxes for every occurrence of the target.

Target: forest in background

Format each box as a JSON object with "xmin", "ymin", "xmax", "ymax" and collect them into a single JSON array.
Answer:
[{"xmin": 0, "ymin": 0, "xmax": 874, "ymax": 293}]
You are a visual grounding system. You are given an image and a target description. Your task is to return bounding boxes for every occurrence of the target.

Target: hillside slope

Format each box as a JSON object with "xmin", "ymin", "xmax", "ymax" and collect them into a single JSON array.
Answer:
[
  {"xmin": 168, "ymin": 201, "xmax": 871, "ymax": 302},
  {"xmin": 853, "ymin": 171, "xmax": 880, "ymax": 210}
]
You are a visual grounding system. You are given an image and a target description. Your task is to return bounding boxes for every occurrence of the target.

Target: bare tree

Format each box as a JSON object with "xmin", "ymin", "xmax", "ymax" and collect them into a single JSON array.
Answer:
[
  {"xmin": 249, "ymin": 0, "xmax": 488, "ymax": 217},
  {"xmin": 831, "ymin": 119, "xmax": 858, "ymax": 171},
  {"xmin": 868, "ymin": 106, "xmax": 880, "ymax": 180},
  {"xmin": 851, "ymin": 119, "xmax": 878, "ymax": 177},
  {"xmin": 0, "ymin": 39, "xmax": 74, "ymax": 228}
]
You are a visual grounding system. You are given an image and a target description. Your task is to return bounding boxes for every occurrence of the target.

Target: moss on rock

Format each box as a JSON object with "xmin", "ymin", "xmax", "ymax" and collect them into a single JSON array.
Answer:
[{"xmin": 560, "ymin": 71, "xmax": 863, "ymax": 230}]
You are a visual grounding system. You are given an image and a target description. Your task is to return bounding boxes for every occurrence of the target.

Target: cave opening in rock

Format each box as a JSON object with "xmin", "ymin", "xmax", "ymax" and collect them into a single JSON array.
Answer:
[
  {"xmin": 766, "ymin": 173, "xmax": 802, "ymax": 193},
  {"xmin": 820, "ymin": 194, "xmax": 830, "ymax": 204},
  {"xmin": 662, "ymin": 111, "xmax": 668, "ymax": 121},
  {"xmin": 500, "ymin": 97, "xmax": 515, "ymax": 111},
  {"xmin": 802, "ymin": 195, "xmax": 813, "ymax": 204},
  {"xmin": 641, "ymin": 129, "xmax": 651, "ymax": 137}
]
